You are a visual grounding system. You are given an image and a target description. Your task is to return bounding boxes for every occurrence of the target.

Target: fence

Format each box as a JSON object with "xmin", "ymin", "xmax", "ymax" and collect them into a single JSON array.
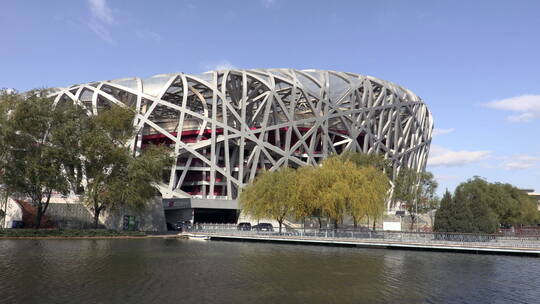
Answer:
[{"xmin": 187, "ymin": 223, "xmax": 540, "ymax": 249}]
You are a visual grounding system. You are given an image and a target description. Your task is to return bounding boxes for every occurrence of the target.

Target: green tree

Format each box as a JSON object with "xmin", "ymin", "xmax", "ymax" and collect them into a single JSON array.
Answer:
[
  {"xmin": 0, "ymin": 92, "xmax": 171, "ymax": 229},
  {"xmin": 433, "ymin": 190, "xmax": 453, "ymax": 232},
  {"xmin": 239, "ymin": 167, "xmax": 299, "ymax": 233},
  {"xmin": 0, "ymin": 90, "xmax": 84, "ymax": 228},
  {"xmin": 79, "ymin": 106, "xmax": 171, "ymax": 228},
  {"xmin": 0, "ymin": 90, "xmax": 14, "ymax": 171},
  {"xmin": 432, "ymin": 177, "xmax": 536, "ymax": 234},
  {"xmin": 453, "ymin": 177, "xmax": 498, "ymax": 233},
  {"xmin": 393, "ymin": 168, "xmax": 438, "ymax": 230},
  {"xmin": 0, "ymin": 89, "xmax": 15, "ymax": 190},
  {"xmin": 433, "ymin": 190, "xmax": 476, "ymax": 233},
  {"xmin": 488, "ymin": 183, "xmax": 539, "ymax": 227}
]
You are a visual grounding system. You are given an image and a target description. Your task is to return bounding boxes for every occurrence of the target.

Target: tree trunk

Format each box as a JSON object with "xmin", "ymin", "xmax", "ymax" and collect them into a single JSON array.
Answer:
[
  {"xmin": 93, "ymin": 198, "xmax": 102, "ymax": 229},
  {"xmin": 93, "ymin": 207, "xmax": 102, "ymax": 229},
  {"xmin": 372, "ymin": 218, "xmax": 376, "ymax": 231},
  {"xmin": 353, "ymin": 216, "xmax": 357, "ymax": 228},
  {"xmin": 333, "ymin": 219, "xmax": 338, "ymax": 230},
  {"xmin": 317, "ymin": 217, "xmax": 322, "ymax": 229},
  {"xmin": 410, "ymin": 214, "xmax": 416, "ymax": 231},
  {"xmin": 278, "ymin": 219, "xmax": 283, "ymax": 235},
  {"xmin": 35, "ymin": 190, "xmax": 52, "ymax": 229},
  {"xmin": 35, "ymin": 206, "xmax": 43, "ymax": 229}
]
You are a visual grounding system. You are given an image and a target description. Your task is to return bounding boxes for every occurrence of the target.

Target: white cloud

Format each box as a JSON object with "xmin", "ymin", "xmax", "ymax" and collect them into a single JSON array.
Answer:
[
  {"xmin": 88, "ymin": 22, "xmax": 113, "ymax": 44},
  {"xmin": 434, "ymin": 175, "xmax": 458, "ymax": 182},
  {"xmin": 428, "ymin": 145, "xmax": 491, "ymax": 167},
  {"xmin": 205, "ymin": 61, "xmax": 238, "ymax": 71},
  {"xmin": 88, "ymin": 0, "xmax": 114, "ymax": 24},
  {"xmin": 485, "ymin": 95, "xmax": 540, "ymax": 123},
  {"xmin": 135, "ymin": 29, "xmax": 162, "ymax": 42},
  {"xmin": 432, "ymin": 128, "xmax": 454, "ymax": 137},
  {"xmin": 503, "ymin": 155, "xmax": 540, "ymax": 170},
  {"xmin": 507, "ymin": 112, "xmax": 536, "ymax": 123},
  {"xmin": 262, "ymin": 0, "xmax": 278, "ymax": 8},
  {"xmin": 87, "ymin": 0, "xmax": 115, "ymax": 43}
]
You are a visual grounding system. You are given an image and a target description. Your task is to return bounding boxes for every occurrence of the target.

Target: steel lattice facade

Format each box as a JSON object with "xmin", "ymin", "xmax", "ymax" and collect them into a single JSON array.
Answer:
[{"xmin": 50, "ymin": 69, "xmax": 433, "ymax": 210}]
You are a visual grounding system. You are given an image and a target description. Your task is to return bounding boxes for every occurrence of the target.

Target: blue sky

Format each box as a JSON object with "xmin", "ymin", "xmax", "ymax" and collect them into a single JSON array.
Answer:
[{"xmin": 1, "ymin": 0, "xmax": 539, "ymax": 195}]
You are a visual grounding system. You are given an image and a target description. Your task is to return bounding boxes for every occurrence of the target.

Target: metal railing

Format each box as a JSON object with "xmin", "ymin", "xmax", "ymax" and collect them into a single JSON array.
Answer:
[{"xmin": 186, "ymin": 223, "xmax": 540, "ymax": 249}]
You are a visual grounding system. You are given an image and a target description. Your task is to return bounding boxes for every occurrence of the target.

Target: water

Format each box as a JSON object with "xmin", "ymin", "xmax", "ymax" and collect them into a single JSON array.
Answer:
[{"xmin": 0, "ymin": 239, "xmax": 539, "ymax": 304}]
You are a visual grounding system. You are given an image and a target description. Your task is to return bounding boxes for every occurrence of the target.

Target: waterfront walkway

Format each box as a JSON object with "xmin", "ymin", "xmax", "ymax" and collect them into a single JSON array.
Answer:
[{"xmin": 186, "ymin": 225, "xmax": 540, "ymax": 256}]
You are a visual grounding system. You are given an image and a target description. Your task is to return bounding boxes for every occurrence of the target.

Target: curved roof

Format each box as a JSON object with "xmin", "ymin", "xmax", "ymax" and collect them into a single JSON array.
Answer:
[
  {"xmin": 54, "ymin": 68, "xmax": 426, "ymax": 106},
  {"xmin": 49, "ymin": 69, "xmax": 433, "ymax": 204}
]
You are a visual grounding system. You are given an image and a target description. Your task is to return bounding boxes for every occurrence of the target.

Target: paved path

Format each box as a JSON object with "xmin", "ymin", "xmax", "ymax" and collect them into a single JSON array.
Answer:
[{"xmin": 190, "ymin": 232, "xmax": 540, "ymax": 256}]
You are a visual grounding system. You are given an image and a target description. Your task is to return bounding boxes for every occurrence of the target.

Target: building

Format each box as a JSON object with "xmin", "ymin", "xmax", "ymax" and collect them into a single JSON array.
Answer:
[
  {"xmin": 49, "ymin": 69, "xmax": 433, "ymax": 226},
  {"xmin": 521, "ymin": 189, "xmax": 540, "ymax": 210},
  {"xmin": 0, "ymin": 197, "xmax": 23, "ymax": 228}
]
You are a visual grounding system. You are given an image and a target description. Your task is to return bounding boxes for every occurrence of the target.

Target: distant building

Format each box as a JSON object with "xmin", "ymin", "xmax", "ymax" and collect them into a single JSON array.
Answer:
[
  {"xmin": 0, "ymin": 198, "xmax": 23, "ymax": 228},
  {"xmin": 521, "ymin": 189, "xmax": 540, "ymax": 210}
]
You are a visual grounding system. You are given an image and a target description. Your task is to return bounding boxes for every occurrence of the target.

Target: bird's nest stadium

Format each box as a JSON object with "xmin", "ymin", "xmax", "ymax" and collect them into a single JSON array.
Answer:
[{"xmin": 49, "ymin": 69, "xmax": 433, "ymax": 223}]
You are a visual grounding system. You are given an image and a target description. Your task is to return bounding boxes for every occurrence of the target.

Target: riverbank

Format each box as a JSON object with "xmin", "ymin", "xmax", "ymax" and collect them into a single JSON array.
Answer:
[
  {"xmin": 4, "ymin": 229, "xmax": 538, "ymax": 257},
  {"xmin": 0, "ymin": 229, "xmax": 148, "ymax": 239},
  {"xmin": 192, "ymin": 232, "xmax": 540, "ymax": 257}
]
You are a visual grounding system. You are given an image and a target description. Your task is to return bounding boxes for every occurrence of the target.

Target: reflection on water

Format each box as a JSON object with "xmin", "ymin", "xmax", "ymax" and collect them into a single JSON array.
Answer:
[{"xmin": 0, "ymin": 239, "xmax": 539, "ymax": 304}]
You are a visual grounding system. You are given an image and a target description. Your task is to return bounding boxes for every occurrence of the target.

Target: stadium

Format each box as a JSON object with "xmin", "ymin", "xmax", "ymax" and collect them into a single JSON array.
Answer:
[{"xmin": 48, "ymin": 69, "xmax": 433, "ymax": 226}]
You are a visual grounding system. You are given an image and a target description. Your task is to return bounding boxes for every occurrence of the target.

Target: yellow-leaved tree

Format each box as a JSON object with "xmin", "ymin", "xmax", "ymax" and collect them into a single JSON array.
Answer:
[
  {"xmin": 359, "ymin": 166, "xmax": 390, "ymax": 230},
  {"xmin": 240, "ymin": 153, "xmax": 390, "ymax": 232},
  {"xmin": 239, "ymin": 167, "xmax": 299, "ymax": 234},
  {"xmin": 315, "ymin": 157, "xmax": 356, "ymax": 229}
]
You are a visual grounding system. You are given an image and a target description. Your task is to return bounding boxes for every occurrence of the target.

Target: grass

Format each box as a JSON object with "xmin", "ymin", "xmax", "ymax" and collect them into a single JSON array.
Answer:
[{"xmin": 0, "ymin": 229, "xmax": 146, "ymax": 238}]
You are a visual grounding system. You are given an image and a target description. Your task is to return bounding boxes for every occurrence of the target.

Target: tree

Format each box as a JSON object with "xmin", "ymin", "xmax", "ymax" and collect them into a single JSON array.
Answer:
[
  {"xmin": 339, "ymin": 151, "xmax": 392, "ymax": 179},
  {"xmin": 291, "ymin": 165, "xmax": 320, "ymax": 230},
  {"xmin": 310, "ymin": 157, "xmax": 390, "ymax": 230},
  {"xmin": 436, "ymin": 193, "xmax": 475, "ymax": 233},
  {"xmin": 432, "ymin": 177, "xmax": 537, "ymax": 234},
  {"xmin": 360, "ymin": 166, "xmax": 390, "ymax": 230},
  {"xmin": 0, "ymin": 90, "xmax": 15, "ymax": 204},
  {"xmin": 0, "ymin": 89, "xmax": 14, "ymax": 179},
  {"xmin": 333, "ymin": 152, "xmax": 391, "ymax": 229},
  {"xmin": 345, "ymin": 168, "xmax": 369, "ymax": 228},
  {"xmin": 79, "ymin": 106, "xmax": 171, "ymax": 228},
  {"xmin": 239, "ymin": 167, "xmax": 299, "ymax": 234},
  {"xmin": 452, "ymin": 177, "xmax": 498, "ymax": 233},
  {"xmin": 488, "ymin": 182, "xmax": 539, "ymax": 227},
  {"xmin": 393, "ymin": 168, "xmax": 438, "ymax": 230},
  {"xmin": 453, "ymin": 177, "xmax": 537, "ymax": 233},
  {"xmin": 425, "ymin": 196, "xmax": 440, "ymax": 228},
  {"xmin": 315, "ymin": 157, "xmax": 354, "ymax": 229},
  {"xmin": 1, "ymin": 91, "xmax": 171, "ymax": 229},
  {"xmin": 433, "ymin": 190, "xmax": 476, "ymax": 233},
  {"xmin": 433, "ymin": 190, "xmax": 453, "ymax": 232},
  {"xmin": 239, "ymin": 155, "xmax": 390, "ymax": 232},
  {"xmin": 0, "ymin": 90, "xmax": 85, "ymax": 228}
]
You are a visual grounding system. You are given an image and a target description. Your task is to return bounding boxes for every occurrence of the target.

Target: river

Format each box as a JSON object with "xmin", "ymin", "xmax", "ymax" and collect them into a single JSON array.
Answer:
[{"xmin": 0, "ymin": 238, "xmax": 538, "ymax": 303}]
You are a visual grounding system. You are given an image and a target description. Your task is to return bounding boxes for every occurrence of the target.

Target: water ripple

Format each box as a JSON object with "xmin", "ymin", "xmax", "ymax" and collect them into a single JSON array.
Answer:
[{"xmin": 0, "ymin": 239, "xmax": 539, "ymax": 304}]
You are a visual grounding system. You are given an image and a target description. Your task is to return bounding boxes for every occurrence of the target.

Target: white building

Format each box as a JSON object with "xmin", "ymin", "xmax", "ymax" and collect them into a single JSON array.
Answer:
[
  {"xmin": 1, "ymin": 198, "xmax": 23, "ymax": 228},
  {"xmin": 523, "ymin": 189, "xmax": 540, "ymax": 210}
]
